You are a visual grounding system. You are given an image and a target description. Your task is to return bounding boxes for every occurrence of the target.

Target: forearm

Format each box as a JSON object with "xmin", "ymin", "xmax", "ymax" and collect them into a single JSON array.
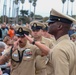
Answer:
[
  {"xmin": 0, "ymin": 47, "xmax": 12, "ymax": 65},
  {"xmin": 0, "ymin": 53, "xmax": 10, "ymax": 65},
  {"xmin": 24, "ymin": 34, "xmax": 50, "ymax": 55},
  {"xmin": 0, "ymin": 39, "xmax": 19, "ymax": 65}
]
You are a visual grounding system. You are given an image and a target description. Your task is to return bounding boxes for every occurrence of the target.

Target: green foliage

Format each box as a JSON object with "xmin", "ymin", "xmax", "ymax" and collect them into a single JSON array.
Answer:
[
  {"xmin": 30, "ymin": 12, "xmax": 34, "ymax": 18},
  {"xmin": 70, "ymin": 0, "xmax": 74, "ymax": 2},
  {"xmin": 32, "ymin": 2, "xmax": 36, "ymax": 7},
  {"xmin": 32, "ymin": 0, "xmax": 37, "ymax": 7},
  {"xmin": 14, "ymin": 0, "xmax": 19, "ymax": 4},
  {"xmin": 0, "ymin": 15, "xmax": 8, "ymax": 23},
  {"xmin": 19, "ymin": 16, "xmax": 30, "ymax": 24},
  {"xmin": 29, "ymin": 0, "xmax": 32, "ymax": 3},
  {"xmin": 33, "ymin": 0, "xmax": 37, "ymax": 2},
  {"xmin": 71, "ymin": 15, "xmax": 76, "ymax": 19},
  {"xmin": 20, "ymin": 10, "xmax": 29, "ymax": 16},
  {"xmin": 20, "ymin": 0, "xmax": 25, "ymax": 4},
  {"xmin": 35, "ymin": 15, "xmax": 43, "ymax": 18},
  {"xmin": 61, "ymin": 0, "xmax": 66, "ymax": 4}
]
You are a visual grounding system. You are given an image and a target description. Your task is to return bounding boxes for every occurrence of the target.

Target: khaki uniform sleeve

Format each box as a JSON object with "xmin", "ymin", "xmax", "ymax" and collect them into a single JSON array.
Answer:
[
  {"xmin": 35, "ymin": 47, "xmax": 42, "ymax": 56},
  {"xmin": 3, "ymin": 46, "xmax": 12, "ymax": 55},
  {"xmin": 51, "ymin": 49, "xmax": 69, "ymax": 75},
  {"xmin": 49, "ymin": 40, "xmax": 55, "ymax": 49}
]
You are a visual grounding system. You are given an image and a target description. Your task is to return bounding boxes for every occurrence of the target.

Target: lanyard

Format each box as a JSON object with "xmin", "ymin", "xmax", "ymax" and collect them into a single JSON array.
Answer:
[{"xmin": 10, "ymin": 47, "xmax": 25, "ymax": 63}]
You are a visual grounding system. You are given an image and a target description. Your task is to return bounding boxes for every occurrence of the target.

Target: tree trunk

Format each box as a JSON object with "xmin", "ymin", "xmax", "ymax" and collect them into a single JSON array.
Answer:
[{"xmin": 66, "ymin": 0, "xmax": 69, "ymax": 15}]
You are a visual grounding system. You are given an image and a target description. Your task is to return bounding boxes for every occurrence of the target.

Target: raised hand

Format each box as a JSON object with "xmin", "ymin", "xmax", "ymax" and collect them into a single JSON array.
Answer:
[
  {"xmin": 12, "ymin": 38, "xmax": 20, "ymax": 51},
  {"xmin": 24, "ymin": 34, "xmax": 33, "ymax": 44}
]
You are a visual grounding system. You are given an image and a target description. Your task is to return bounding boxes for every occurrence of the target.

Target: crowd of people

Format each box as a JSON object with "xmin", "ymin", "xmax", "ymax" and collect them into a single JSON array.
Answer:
[{"xmin": 0, "ymin": 8, "xmax": 76, "ymax": 75}]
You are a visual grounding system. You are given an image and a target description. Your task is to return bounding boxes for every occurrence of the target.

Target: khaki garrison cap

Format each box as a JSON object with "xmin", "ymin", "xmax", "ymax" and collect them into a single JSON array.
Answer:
[
  {"xmin": 30, "ymin": 20, "xmax": 44, "ymax": 30},
  {"xmin": 42, "ymin": 22, "xmax": 48, "ymax": 31},
  {"xmin": 47, "ymin": 8, "xmax": 76, "ymax": 25},
  {"xmin": 15, "ymin": 26, "xmax": 31, "ymax": 36}
]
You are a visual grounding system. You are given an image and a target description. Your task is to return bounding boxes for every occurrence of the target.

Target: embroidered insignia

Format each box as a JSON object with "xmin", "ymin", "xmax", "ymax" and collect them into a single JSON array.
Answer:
[
  {"xmin": 23, "ymin": 49, "xmax": 32, "ymax": 57},
  {"xmin": 58, "ymin": 18, "xmax": 60, "ymax": 21},
  {"xmin": 33, "ymin": 23, "xmax": 37, "ymax": 27},
  {"xmin": 13, "ymin": 54, "xmax": 18, "ymax": 57},
  {"xmin": 18, "ymin": 27, "xmax": 23, "ymax": 32}
]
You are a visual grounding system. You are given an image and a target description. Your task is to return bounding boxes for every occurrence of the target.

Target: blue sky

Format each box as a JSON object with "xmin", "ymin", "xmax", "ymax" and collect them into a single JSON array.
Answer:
[{"xmin": 0, "ymin": 0, "xmax": 76, "ymax": 17}]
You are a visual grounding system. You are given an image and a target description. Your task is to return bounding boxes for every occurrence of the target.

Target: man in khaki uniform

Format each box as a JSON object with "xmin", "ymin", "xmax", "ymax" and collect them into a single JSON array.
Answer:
[
  {"xmin": 47, "ymin": 9, "xmax": 76, "ymax": 75},
  {"xmin": 25, "ymin": 9, "xmax": 76, "ymax": 75},
  {"xmin": 42, "ymin": 22, "xmax": 56, "ymax": 44},
  {"xmin": 42, "ymin": 22, "xmax": 55, "ymax": 40},
  {"xmin": 30, "ymin": 20, "xmax": 54, "ymax": 75},
  {"xmin": 0, "ymin": 26, "xmax": 49, "ymax": 75}
]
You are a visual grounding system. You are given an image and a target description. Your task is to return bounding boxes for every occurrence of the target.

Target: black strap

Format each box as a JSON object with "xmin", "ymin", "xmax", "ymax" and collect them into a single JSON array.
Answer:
[
  {"xmin": 10, "ymin": 48, "xmax": 20, "ymax": 63},
  {"xmin": 10, "ymin": 47, "xmax": 25, "ymax": 63},
  {"xmin": 19, "ymin": 50, "xmax": 25, "ymax": 62}
]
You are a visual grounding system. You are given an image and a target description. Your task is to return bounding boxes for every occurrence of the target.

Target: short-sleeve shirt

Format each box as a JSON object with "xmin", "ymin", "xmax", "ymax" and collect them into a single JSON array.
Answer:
[{"xmin": 10, "ymin": 42, "xmax": 42, "ymax": 75}]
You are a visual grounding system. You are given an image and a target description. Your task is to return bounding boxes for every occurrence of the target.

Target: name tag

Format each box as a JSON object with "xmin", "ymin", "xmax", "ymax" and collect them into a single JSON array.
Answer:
[
  {"xmin": 23, "ymin": 49, "xmax": 32, "ymax": 58},
  {"xmin": 13, "ymin": 54, "xmax": 18, "ymax": 57}
]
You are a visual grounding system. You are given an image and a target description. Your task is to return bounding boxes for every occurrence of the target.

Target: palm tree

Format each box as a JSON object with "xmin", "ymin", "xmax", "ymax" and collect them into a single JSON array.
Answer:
[
  {"xmin": 14, "ymin": 0, "xmax": 19, "ymax": 24},
  {"xmin": 61, "ymin": 0, "xmax": 66, "ymax": 13},
  {"xmin": 20, "ymin": 0, "xmax": 25, "ymax": 10},
  {"xmin": 8, "ymin": 0, "xmax": 11, "ymax": 23},
  {"xmin": 20, "ymin": 10, "xmax": 28, "ymax": 16},
  {"xmin": 12, "ymin": 0, "xmax": 14, "ymax": 17},
  {"xmin": 14, "ymin": 0, "xmax": 19, "ymax": 5},
  {"xmin": 70, "ymin": 0, "xmax": 74, "ymax": 16},
  {"xmin": 9, "ymin": 0, "xmax": 11, "ymax": 17},
  {"xmin": 32, "ymin": 0, "xmax": 37, "ymax": 20},
  {"xmin": 67, "ymin": 0, "xmax": 69, "ymax": 15},
  {"xmin": 13, "ymin": 0, "xmax": 19, "ymax": 17},
  {"xmin": 20, "ymin": 10, "xmax": 29, "ymax": 24},
  {"xmin": 28, "ymin": 0, "xmax": 32, "ymax": 16},
  {"xmin": 3, "ymin": 0, "xmax": 7, "ymax": 23},
  {"xmin": 30, "ymin": 11, "xmax": 34, "ymax": 18}
]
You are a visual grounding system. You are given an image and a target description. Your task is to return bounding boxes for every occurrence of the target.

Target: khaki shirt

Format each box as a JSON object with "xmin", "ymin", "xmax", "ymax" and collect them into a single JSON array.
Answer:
[
  {"xmin": 49, "ymin": 34, "xmax": 76, "ymax": 75},
  {"xmin": 10, "ymin": 42, "xmax": 41, "ymax": 75},
  {"xmin": 35, "ymin": 36, "xmax": 54, "ymax": 75}
]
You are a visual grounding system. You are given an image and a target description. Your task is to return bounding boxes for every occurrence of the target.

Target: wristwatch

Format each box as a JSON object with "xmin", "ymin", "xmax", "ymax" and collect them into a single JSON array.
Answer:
[{"xmin": 32, "ymin": 40, "xmax": 36, "ymax": 45}]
